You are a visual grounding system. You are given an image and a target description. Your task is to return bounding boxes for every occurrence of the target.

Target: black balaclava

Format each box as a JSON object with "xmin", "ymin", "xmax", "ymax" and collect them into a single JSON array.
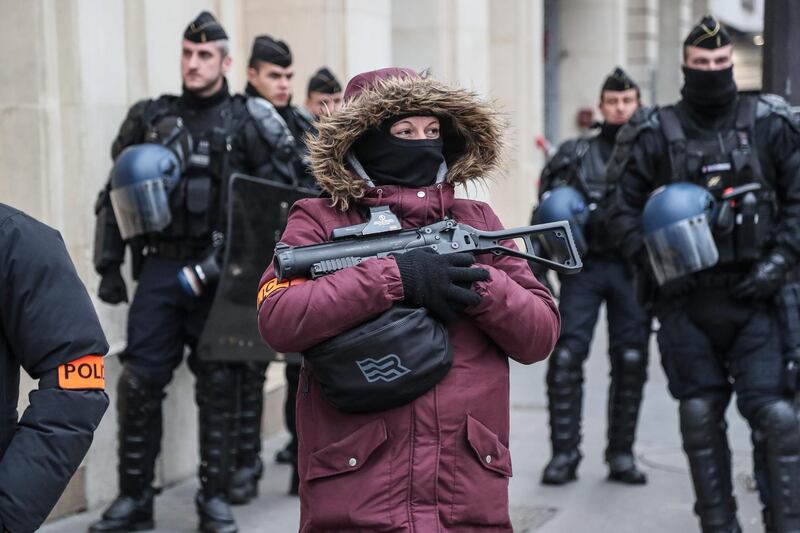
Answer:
[
  {"xmin": 352, "ymin": 117, "xmax": 445, "ymax": 188},
  {"xmin": 680, "ymin": 15, "xmax": 736, "ymax": 116},
  {"xmin": 681, "ymin": 65, "xmax": 737, "ymax": 116}
]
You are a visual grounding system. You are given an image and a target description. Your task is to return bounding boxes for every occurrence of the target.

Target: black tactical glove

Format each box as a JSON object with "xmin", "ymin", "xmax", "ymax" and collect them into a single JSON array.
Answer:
[
  {"xmin": 394, "ymin": 248, "xmax": 489, "ymax": 323},
  {"xmin": 732, "ymin": 252, "xmax": 790, "ymax": 301},
  {"xmin": 98, "ymin": 264, "xmax": 129, "ymax": 304}
]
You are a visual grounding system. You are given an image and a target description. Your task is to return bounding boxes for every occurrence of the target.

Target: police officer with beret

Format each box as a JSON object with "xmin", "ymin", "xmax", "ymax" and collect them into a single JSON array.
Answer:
[
  {"xmin": 607, "ymin": 15, "xmax": 800, "ymax": 532},
  {"xmin": 90, "ymin": 11, "xmax": 296, "ymax": 533},
  {"xmin": 537, "ymin": 68, "xmax": 652, "ymax": 487},
  {"xmin": 244, "ymin": 35, "xmax": 317, "ymax": 189},
  {"xmin": 304, "ymin": 67, "xmax": 343, "ymax": 118},
  {"xmin": 0, "ymin": 204, "xmax": 109, "ymax": 533}
]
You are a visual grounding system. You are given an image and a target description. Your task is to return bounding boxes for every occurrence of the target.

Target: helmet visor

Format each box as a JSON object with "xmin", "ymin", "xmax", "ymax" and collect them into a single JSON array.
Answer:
[
  {"xmin": 644, "ymin": 214, "xmax": 719, "ymax": 285},
  {"xmin": 109, "ymin": 178, "xmax": 172, "ymax": 240}
]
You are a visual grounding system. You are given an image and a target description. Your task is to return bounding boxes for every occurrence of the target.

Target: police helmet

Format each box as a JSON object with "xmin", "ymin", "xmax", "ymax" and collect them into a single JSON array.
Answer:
[
  {"xmin": 642, "ymin": 182, "xmax": 719, "ymax": 285},
  {"xmin": 109, "ymin": 143, "xmax": 181, "ymax": 240},
  {"xmin": 535, "ymin": 185, "xmax": 589, "ymax": 258}
]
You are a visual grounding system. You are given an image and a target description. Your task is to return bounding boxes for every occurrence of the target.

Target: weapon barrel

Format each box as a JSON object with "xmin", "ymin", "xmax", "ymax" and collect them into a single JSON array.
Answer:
[{"xmin": 275, "ymin": 229, "xmax": 424, "ymax": 280}]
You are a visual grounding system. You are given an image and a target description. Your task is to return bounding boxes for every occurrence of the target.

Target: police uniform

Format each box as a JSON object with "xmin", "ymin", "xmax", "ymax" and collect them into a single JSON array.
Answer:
[
  {"xmin": 227, "ymin": 35, "xmax": 324, "ymax": 501},
  {"xmin": 537, "ymin": 68, "xmax": 651, "ymax": 487},
  {"xmin": 606, "ymin": 16, "xmax": 800, "ymax": 533},
  {"xmin": 0, "ymin": 204, "xmax": 109, "ymax": 533},
  {"xmin": 90, "ymin": 12, "xmax": 295, "ymax": 533}
]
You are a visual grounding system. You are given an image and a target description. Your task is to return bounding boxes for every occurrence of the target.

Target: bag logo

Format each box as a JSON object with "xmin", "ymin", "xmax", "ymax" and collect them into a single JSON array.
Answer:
[{"xmin": 356, "ymin": 354, "xmax": 411, "ymax": 383}]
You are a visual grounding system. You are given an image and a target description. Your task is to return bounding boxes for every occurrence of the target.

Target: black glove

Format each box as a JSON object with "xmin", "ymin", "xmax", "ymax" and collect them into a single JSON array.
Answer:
[
  {"xmin": 732, "ymin": 252, "xmax": 790, "ymax": 301},
  {"xmin": 98, "ymin": 265, "xmax": 128, "ymax": 304},
  {"xmin": 394, "ymin": 249, "xmax": 489, "ymax": 323}
]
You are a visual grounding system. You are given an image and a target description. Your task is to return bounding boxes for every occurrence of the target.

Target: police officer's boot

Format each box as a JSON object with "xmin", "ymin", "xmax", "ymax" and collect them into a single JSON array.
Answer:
[
  {"xmin": 542, "ymin": 346, "xmax": 584, "ymax": 485},
  {"xmin": 229, "ymin": 362, "xmax": 267, "ymax": 505},
  {"xmin": 680, "ymin": 398, "xmax": 742, "ymax": 533},
  {"xmin": 754, "ymin": 401, "xmax": 800, "ymax": 533},
  {"xmin": 606, "ymin": 348, "xmax": 648, "ymax": 485},
  {"xmin": 89, "ymin": 368, "xmax": 165, "ymax": 533},
  {"xmin": 196, "ymin": 363, "xmax": 238, "ymax": 533}
]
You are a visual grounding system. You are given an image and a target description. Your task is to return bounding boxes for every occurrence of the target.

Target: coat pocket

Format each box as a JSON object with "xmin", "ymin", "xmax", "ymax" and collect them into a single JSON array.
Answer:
[
  {"xmin": 466, "ymin": 414, "xmax": 513, "ymax": 477},
  {"xmin": 444, "ymin": 414, "xmax": 512, "ymax": 528},
  {"xmin": 303, "ymin": 418, "xmax": 398, "ymax": 531}
]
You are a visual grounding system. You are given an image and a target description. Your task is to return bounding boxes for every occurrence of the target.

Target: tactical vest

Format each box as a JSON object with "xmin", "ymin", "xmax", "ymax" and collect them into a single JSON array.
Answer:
[
  {"xmin": 0, "ymin": 336, "xmax": 20, "ymax": 459},
  {"xmin": 572, "ymin": 137, "xmax": 609, "ymax": 207},
  {"xmin": 659, "ymin": 97, "xmax": 775, "ymax": 267},
  {"xmin": 142, "ymin": 100, "xmax": 234, "ymax": 248}
]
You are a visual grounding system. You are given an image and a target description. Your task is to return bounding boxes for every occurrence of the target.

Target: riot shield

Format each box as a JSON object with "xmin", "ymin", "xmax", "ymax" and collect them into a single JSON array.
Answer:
[{"xmin": 198, "ymin": 173, "xmax": 317, "ymax": 362}]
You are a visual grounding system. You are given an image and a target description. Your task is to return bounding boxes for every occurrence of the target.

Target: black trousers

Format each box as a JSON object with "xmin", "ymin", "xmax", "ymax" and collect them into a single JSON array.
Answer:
[
  {"xmin": 124, "ymin": 257, "xmax": 213, "ymax": 382},
  {"xmin": 557, "ymin": 259, "xmax": 651, "ymax": 357},
  {"xmin": 656, "ymin": 287, "xmax": 785, "ymax": 418}
]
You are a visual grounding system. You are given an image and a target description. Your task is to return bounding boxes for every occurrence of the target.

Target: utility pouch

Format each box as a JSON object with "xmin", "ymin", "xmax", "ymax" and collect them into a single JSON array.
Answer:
[
  {"xmin": 735, "ymin": 191, "xmax": 759, "ymax": 262},
  {"xmin": 186, "ymin": 177, "xmax": 213, "ymax": 237},
  {"xmin": 302, "ymin": 305, "xmax": 452, "ymax": 413}
]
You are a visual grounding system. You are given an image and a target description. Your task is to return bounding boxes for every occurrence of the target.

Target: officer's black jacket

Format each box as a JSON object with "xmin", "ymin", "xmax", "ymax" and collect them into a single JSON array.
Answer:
[
  {"xmin": 606, "ymin": 94, "xmax": 800, "ymax": 266},
  {"xmin": 538, "ymin": 130, "xmax": 619, "ymax": 259},
  {"xmin": 0, "ymin": 204, "xmax": 109, "ymax": 533},
  {"xmin": 94, "ymin": 82, "xmax": 297, "ymax": 273}
]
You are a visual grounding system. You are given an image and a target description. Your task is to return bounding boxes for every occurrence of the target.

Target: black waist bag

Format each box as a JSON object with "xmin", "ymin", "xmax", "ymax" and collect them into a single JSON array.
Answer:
[{"xmin": 302, "ymin": 305, "xmax": 452, "ymax": 413}]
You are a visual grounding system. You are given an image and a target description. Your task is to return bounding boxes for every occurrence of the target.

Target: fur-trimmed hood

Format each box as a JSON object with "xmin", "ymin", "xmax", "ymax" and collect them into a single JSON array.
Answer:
[{"xmin": 307, "ymin": 70, "xmax": 505, "ymax": 210}]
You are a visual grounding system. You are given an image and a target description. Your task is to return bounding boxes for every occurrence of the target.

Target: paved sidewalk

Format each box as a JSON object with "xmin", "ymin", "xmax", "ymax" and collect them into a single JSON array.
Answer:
[{"xmin": 44, "ymin": 314, "xmax": 765, "ymax": 532}]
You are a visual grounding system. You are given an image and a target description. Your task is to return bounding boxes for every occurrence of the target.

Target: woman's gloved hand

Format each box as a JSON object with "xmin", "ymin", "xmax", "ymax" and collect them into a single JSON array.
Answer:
[
  {"xmin": 394, "ymin": 248, "xmax": 489, "ymax": 323},
  {"xmin": 98, "ymin": 265, "xmax": 129, "ymax": 304}
]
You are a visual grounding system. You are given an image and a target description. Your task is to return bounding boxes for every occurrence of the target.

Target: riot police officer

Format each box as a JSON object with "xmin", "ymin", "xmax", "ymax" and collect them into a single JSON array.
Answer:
[
  {"xmin": 90, "ymin": 12, "xmax": 294, "ymax": 533},
  {"xmin": 226, "ymin": 35, "xmax": 325, "ymax": 501},
  {"xmin": 536, "ymin": 68, "xmax": 651, "ymax": 486},
  {"xmin": 0, "ymin": 203, "xmax": 109, "ymax": 533},
  {"xmin": 607, "ymin": 15, "xmax": 800, "ymax": 533},
  {"xmin": 304, "ymin": 67, "xmax": 343, "ymax": 118},
  {"xmin": 244, "ymin": 35, "xmax": 316, "ymax": 188}
]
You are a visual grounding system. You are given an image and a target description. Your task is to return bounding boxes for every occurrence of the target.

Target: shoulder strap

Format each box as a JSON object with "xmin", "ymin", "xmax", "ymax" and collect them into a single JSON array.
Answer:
[{"xmin": 658, "ymin": 106, "xmax": 687, "ymax": 183}]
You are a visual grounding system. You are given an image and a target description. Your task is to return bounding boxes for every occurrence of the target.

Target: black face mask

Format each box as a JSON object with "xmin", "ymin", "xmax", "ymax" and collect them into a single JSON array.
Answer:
[
  {"xmin": 681, "ymin": 66, "xmax": 737, "ymax": 116},
  {"xmin": 353, "ymin": 128, "xmax": 445, "ymax": 188}
]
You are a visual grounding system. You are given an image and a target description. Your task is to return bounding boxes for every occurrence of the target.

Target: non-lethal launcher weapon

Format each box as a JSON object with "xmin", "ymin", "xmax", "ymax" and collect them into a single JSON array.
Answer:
[{"xmin": 274, "ymin": 205, "xmax": 583, "ymax": 281}]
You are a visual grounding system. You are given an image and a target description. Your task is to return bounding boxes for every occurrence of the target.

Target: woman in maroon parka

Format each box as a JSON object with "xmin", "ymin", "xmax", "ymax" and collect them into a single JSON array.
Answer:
[{"xmin": 258, "ymin": 67, "xmax": 560, "ymax": 532}]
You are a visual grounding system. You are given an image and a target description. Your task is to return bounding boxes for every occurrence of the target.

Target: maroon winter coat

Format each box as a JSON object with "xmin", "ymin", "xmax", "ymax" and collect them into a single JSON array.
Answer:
[{"xmin": 258, "ymin": 70, "xmax": 559, "ymax": 532}]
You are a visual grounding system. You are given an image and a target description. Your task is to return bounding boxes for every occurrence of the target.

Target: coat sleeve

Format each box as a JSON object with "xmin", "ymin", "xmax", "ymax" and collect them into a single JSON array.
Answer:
[
  {"xmin": 0, "ymin": 213, "xmax": 109, "ymax": 533},
  {"xmin": 257, "ymin": 202, "xmax": 405, "ymax": 353},
  {"xmin": 462, "ymin": 206, "xmax": 560, "ymax": 364}
]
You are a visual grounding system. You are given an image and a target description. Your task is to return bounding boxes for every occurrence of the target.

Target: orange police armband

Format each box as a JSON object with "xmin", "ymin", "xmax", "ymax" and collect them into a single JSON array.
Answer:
[
  {"xmin": 58, "ymin": 355, "xmax": 105, "ymax": 390},
  {"xmin": 257, "ymin": 277, "xmax": 307, "ymax": 309}
]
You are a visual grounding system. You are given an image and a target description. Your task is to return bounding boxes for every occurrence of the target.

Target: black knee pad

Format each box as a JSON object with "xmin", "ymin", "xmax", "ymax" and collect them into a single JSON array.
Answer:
[
  {"xmin": 547, "ymin": 345, "xmax": 584, "ymax": 385},
  {"xmin": 550, "ymin": 345, "xmax": 583, "ymax": 370},
  {"xmin": 196, "ymin": 363, "xmax": 237, "ymax": 395},
  {"xmin": 680, "ymin": 396, "xmax": 728, "ymax": 449},
  {"xmin": 755, "ymin": 400, "xmax": 800, "ymax": 442},
  {"xmin": 610, "ymin": 348, "xmax": 648, "ymax": 383}
]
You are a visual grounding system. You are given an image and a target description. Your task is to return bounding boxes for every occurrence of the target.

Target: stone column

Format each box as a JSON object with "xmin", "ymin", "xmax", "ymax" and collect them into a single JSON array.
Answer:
[
  {"xmin": 626, "ymin": 0, "xmax": 659, "ymax": 105},
  {"xmin": 488, "ymin": 0, "xmax": 545, "ymax": 227},
  {"xmin": 557, "ymin": 0, "xmax": 628, "ymax": 140},
  {"xmin": 656, "ymin": 0, "xmax": 692, "ymax": 104}
]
